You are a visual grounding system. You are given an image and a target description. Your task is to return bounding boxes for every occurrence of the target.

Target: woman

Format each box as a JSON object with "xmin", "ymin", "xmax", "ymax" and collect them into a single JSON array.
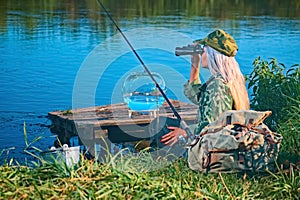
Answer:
[{"xmin": 161, "ymin": 29, "xmax": 250, "ymax": 146}]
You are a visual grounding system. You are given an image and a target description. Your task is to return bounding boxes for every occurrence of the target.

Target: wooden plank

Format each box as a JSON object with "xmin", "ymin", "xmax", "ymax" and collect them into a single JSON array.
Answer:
[
  {"xmin": 48, "ymin": 101, "xmax": 197, "ymax": 124},
  {"xmin": 48, "ymin": 100, "xmax": 198, "ymax": 144}
]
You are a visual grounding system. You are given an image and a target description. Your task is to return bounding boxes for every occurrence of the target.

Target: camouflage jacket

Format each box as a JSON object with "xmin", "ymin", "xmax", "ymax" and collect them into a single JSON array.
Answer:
[{"xmin": 184, "ymin": 75, "xmax": 233, "ymax": 135}]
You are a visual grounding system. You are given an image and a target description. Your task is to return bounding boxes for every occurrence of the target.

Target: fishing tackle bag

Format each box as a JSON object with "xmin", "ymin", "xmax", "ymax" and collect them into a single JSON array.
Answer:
[{"xmin": 187, "ymin": 110, "xmax": 282, "ymax": 173}]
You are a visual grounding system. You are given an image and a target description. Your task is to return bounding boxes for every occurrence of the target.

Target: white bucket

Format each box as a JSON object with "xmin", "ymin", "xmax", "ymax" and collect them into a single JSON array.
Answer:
[{"xmin": 43, "ymin": 144, "xmax": 80, "ymax": 167}]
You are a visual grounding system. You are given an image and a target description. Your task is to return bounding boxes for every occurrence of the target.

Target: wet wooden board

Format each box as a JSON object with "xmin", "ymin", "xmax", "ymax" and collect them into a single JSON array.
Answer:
[{"xmin": 48, "ymin": 100, "xmax": 198, "ymax": 144}]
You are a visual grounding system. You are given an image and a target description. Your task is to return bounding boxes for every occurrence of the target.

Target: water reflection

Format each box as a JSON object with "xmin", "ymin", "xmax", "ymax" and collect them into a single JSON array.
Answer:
[{"xmin": 1, "ymin": 0, "xmax": 300, "ymax": 36}]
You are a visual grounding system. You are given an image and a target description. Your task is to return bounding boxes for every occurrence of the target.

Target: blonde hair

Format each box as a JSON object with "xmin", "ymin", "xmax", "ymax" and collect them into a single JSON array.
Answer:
[{"xmin": 205, "ymin": 46, "xmax": 250, "ymax": 110}]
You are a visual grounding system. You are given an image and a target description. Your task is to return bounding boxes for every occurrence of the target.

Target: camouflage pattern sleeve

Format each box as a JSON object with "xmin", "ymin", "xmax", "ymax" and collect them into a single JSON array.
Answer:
[
  {"xmin": 183, "ymin": 80, "xmax": 203, "ymax": 105},
  {"xmin": 206, "ymin": 77, "xmax": 233, "ymax": 123},
  {"xmin": 183, "ymin": 75, "xmax": 233, "ymax": 135}
]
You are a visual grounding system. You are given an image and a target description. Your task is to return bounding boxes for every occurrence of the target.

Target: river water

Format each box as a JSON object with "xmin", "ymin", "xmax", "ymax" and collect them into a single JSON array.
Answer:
[{"xmin": 0, "ymin": 0, "xmax": 299, "ymax": 162}]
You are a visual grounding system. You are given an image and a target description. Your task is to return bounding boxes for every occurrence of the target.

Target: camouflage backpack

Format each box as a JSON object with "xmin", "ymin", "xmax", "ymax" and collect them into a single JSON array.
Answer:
[{"xmin": 187, "ymin": 110, "xmax": 282, "ymax": 173}]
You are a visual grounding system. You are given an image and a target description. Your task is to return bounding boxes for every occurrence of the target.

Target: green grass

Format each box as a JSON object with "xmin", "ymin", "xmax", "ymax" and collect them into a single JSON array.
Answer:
[{"xmin": 0, "ymin": 153, "xmax": 299, "ymax": 199}]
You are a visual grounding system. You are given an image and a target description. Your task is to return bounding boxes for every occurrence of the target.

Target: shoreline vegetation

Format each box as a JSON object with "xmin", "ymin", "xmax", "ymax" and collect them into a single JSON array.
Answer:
[
  {"xmin": 1, "ymin": 0, "xmax": 300, "ymax": 36},
  {"xmin": 1, "ymin": 59, "xmax": 299, "ymax": 198}
]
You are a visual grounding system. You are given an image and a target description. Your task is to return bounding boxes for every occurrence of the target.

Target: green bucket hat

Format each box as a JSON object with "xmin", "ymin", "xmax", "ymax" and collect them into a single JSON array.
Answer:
[{"xmin": 193, "ymin": 29, "xmax": 238, "ymax": 57}]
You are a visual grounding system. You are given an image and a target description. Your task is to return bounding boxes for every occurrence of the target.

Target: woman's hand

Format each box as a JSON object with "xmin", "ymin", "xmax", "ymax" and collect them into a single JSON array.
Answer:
[{"xmin": 160, "ymin": 127, "xmax": 187, "ymax": 147}]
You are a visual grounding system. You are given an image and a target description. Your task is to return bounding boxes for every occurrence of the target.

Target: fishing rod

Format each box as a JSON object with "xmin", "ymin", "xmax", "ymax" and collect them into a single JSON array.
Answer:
[{"xmin": 96, "ymin": 0, "xmax": 193, "ymax": 141}]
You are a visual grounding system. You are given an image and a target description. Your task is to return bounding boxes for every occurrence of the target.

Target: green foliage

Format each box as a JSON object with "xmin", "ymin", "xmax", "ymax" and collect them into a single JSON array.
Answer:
[
  {"xmin": 23, "ymin": 121, "xmax": 44, "ymax": 161},
  {"xmin": 246, "ymin": 57, "xmax": 300, "ymax": 163},
  {"xmin": 0, "ymin": 157, "xmax": 299, "ymax": 199},
  {"xmin": 246, "ymin": 57, "xmax": 300, "ymax": 131},
  {"xmin": 278, "ymin": 102, "xmax": 300, "ymax": 157}
]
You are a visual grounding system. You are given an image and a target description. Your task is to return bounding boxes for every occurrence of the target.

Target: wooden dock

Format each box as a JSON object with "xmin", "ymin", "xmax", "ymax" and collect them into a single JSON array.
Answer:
[{"xmin": 48, "ymin": 100, "xmax": 198, "ymax": 155}]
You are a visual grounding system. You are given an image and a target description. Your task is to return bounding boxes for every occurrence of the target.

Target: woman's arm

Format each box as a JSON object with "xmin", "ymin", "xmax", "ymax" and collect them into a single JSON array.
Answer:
[
  {"xmin": 189, "ymin": 54, "xmax": 201, "ymax": 83},
  {"xmin": 160, "ymin": 54, "xmax": 202, "ymax": 147},
  {"xmin": 183, "ymin": 53, "xmax": 202, "ymax": 105}
]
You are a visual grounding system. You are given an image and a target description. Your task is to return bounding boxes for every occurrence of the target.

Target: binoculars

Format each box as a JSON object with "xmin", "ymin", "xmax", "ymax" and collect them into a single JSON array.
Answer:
[{"xmin": 175, "ymin": 44, "xmax": 204, "ymax": 56}]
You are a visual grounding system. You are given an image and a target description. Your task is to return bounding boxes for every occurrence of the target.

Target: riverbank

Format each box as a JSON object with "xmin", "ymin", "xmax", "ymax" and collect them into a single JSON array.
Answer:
[{"xmin": 0, "ymin": 152, "xmax": 299, "ymax": 199}]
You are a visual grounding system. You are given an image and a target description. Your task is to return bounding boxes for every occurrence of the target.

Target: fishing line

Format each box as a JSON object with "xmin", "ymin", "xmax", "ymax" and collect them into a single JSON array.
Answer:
[{"xmin": 96, "ymin": 0, "xmax": 193, "ymax": 140}]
